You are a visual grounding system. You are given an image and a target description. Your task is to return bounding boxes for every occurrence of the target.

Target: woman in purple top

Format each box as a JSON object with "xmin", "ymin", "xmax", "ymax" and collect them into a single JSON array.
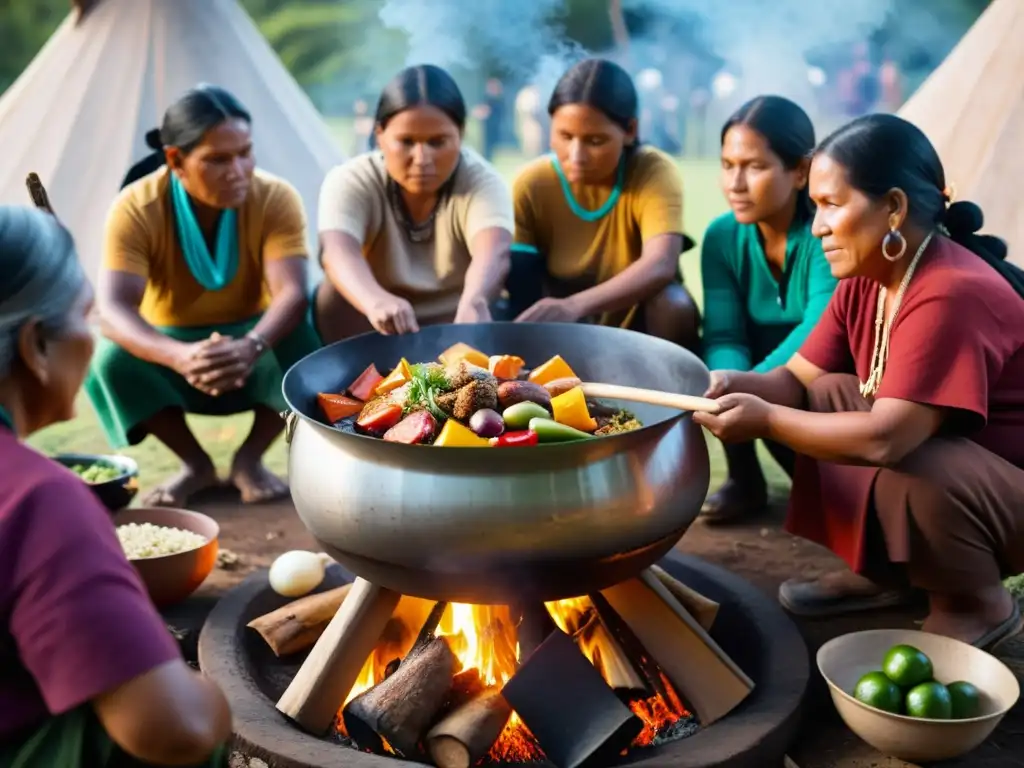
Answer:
[{"xmin": 0, "ymin": 207, "xmax": 231, "ymax": 766}]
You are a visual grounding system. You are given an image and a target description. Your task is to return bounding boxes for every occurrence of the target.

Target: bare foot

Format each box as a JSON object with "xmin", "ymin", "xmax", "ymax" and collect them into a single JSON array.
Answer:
[
  {"xmin": 700, "ymin": 478, "xmax": 768, "ymax": 525},
  {"xmin": 923, "ymin": 588, "xmax": 1021, "ymax": 648},
  {"xmin": 141, "ymin": 460, "xmax": 219, "ymax": 508},
  {"xmin": 229, "ymin": 454, "xmax": 289, "ymax": 504}
]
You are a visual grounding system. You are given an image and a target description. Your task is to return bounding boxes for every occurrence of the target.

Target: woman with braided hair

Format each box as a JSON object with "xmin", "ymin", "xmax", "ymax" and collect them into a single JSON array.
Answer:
[
  {"xmin": 86, "ymin": 84, "xmax": 321, "ymax": 508},
  {"xmin": 694, "ymin": 113, "xmax": 1024, "ymax": 650}
]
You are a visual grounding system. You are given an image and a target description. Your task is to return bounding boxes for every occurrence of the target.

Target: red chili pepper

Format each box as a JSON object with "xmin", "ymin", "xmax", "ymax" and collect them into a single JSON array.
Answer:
[{"xmin": 489, "ymin": 429, "xmax": 539, "ymax": 447}]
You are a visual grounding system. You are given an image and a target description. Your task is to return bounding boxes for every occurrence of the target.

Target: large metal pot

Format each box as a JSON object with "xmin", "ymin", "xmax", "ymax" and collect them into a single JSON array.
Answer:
[{"xmin": 282, "ymin": 322, "xmax": 711, "ymax": 604}]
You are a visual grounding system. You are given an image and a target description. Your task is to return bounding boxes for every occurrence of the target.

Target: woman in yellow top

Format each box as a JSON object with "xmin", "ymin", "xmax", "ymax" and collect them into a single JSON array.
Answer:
[
  {"xmin": 314, "ymin": 65, "xmax": 514, "ymax": 341},
  {"xmin": 506, "ymin": 58, "xmax": 700, "ymax": 348},
  {"xmin": 86, "ymin": 85, "xmax": 320, "ymax": 508}
]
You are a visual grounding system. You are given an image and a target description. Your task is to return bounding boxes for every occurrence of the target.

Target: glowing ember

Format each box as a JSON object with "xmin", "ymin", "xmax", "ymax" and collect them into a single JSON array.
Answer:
[{"xmin": 335, "ymin": 595, "xmax": 693, "ymax": 760}]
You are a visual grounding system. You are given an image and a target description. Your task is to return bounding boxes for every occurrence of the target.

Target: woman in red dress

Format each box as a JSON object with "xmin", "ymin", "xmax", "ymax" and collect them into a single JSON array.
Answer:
[{"xmin": 695, "ymin": 114, "xmax": 1024, "ymax": 650}]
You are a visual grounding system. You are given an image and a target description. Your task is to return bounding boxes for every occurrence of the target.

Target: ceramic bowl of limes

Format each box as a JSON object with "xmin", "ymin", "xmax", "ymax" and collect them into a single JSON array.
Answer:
[
  {"xmin": 818, "ymin": 629, "xmax": 1020, "ymax": 762},
  {"xmin": 53, "ymin": 452, "xmax": 139, "ymax": 513}
]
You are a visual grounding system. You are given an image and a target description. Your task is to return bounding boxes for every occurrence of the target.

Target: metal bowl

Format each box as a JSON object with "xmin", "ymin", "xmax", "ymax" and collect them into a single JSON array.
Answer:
[
  {"xmin": 282, "ymin": 322, "xmax": 712, "ymax": 604},
  {"xmin": 52, "ymin": 452, "xmax": 140, "ymax": 513}
]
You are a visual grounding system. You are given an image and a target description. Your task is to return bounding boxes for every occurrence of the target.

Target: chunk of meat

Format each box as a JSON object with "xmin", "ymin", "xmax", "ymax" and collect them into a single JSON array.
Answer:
[
  {"xmin": 348, "ymin": 364, "xmax": 385, "ymax": 402},
  {"xmin": 383, "ymin": 411, "xmax": 438, "ymax": 444},
  {"xmin": 446, "ymin": 361, "xmax": 495, "ymax": 390},
  {"xmin": 441, "ymin": 378, "xmax": 499, "ymax": 422},
  {"xmin": 356, "ymin": 402, "xmax": 404, "ymax": 435}
]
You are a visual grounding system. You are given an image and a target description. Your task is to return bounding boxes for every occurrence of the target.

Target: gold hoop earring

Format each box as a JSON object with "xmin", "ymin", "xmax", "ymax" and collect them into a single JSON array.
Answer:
[{"xmin": 882, "ymin": 227, "xmax": 907, "ymax": 262}]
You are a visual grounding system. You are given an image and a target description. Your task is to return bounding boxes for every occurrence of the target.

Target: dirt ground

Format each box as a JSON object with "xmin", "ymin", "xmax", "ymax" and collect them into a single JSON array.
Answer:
[{"xmin": 181, "ymin": 490, "xmax": 1024, "ymax": 768}]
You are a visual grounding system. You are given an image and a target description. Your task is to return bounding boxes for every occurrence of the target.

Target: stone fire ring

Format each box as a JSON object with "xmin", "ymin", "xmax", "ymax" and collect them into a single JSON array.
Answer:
[{"xmin": 199, "ymin": 551, "xmax": 809, "ymax": 768}]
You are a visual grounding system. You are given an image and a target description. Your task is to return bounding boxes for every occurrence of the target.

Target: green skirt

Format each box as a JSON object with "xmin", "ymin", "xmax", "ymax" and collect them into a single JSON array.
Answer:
[
  {"xmin": 0, "ymin": 707, "xmax": 227, "ymax": 768},
  {"xmin": 84, "ymin": 315, "xmax": 321, "ymax": 448}
]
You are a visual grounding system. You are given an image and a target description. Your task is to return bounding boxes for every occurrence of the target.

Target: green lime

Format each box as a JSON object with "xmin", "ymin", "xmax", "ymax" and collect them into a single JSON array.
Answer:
[
  {"xmin": 905, "ymin": 681, "xmax": 953, "ymax": 719},
  {"xmin": 853, "ymin": 671, "xmax": 903, "ymax": 714},
  {"xmin": 882, "ymin": 644, "xmax": 934, "ymax": 688},
  {"xmin": 947, "ymin": 681, "xmax": 982, "ymax": 719}
]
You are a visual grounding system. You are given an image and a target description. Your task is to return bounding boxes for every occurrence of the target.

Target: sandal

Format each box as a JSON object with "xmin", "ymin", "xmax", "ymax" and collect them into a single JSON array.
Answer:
[
  {"xmin": 973, "ymin": 601, "xmax": 1023, "ymax": 653},
  {"xmin": 778, "ymin": 572, "xmax": 915, "ymax": 618}
]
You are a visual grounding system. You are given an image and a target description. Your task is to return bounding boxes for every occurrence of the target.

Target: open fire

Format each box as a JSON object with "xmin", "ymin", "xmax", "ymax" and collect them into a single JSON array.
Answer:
[
  {"xmin": 272, "ymin": 567, "xmax": 754, "ymax": 768},
  {"xmin": 334, "ymin": 596, "xmax": 696, "ymax": 765}
]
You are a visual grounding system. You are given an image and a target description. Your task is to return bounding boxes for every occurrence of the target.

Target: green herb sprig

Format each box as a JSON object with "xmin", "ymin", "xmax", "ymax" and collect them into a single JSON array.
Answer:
[{"xmin": 405, "ymin": 364, "xmax": 450, "ymax": 421}]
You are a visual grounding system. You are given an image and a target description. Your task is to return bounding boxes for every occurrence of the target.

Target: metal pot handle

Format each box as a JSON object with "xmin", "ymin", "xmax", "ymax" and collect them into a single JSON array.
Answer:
[{"xmin": 280, "ymin": 409, "xmax": 299, "ymax": 445}]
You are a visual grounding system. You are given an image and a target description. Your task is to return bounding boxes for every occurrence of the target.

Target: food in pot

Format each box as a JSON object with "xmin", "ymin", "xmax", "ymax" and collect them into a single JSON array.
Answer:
[
  {"xmin": 468, "ymin": 408, "xmax": 504, "ymax": 438},
  {"xmin": 68, "ymin": 460, "xmax": 124, "ymax": 484},
  {"xmin": 316, "ymin": 344, "xmax": 642, "ymax": 447},
  {"xmin": 496, "ymin": 380, "xmax": 551, "ymax": 411},
  {"xmin": 502, "ymin": 401, "xmax": 549, "ymax": 430},
  {"xmin": 116, "ymin": 522, "xmax": 208, "ymax": 559}
]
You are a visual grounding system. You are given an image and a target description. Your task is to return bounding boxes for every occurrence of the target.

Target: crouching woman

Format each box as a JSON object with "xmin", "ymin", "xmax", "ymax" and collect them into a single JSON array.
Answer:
[
  {"xmin": 696, "ymin": 115, "xmax": 1024, "ymax": 650},
  {"xmin": 86, "ymin": 85, "xmax": 321, "ymax": 507}
]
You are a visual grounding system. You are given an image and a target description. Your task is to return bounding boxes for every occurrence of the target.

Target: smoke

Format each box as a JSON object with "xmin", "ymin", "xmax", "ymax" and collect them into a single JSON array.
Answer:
[
  {"xmin": 377, "ymin": 0, "xmax": 585, "ymax": 94},
  {"xmin": 624, "ymin": 0, "xmax": 896, "ymax": 104}
]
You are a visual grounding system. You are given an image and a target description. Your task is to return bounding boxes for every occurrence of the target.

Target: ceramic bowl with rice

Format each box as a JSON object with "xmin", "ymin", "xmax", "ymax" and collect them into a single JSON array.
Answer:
[{"xmin": 115, "ymin": 507, "xmax": 219, "ymax": 607}]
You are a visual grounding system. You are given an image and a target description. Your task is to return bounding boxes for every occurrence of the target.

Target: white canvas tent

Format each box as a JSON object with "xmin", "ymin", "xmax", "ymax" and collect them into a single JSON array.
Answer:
[
  {"xmin": 0, "ymin": 0, "xmax": 345, "ymax": 278},
  {"xmin": 898, "ymin": 0, "xmax": 1024, "ymax": 265}
]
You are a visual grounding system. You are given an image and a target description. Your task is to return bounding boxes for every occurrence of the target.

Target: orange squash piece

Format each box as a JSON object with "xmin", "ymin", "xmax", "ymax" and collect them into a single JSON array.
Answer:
[
  {"xmin": 317, "ymin": 393, "xmax": 363, "ymax": 423},
  {"xmin": 527, "ymin": 355, "xmax": 578, "ymax": 387},
  {"xmin": 373, "ymin": 357, "xmax": 413, "ymax": 396},
  {"xmin": 348, "ymin": 364, "xmax": 384, "ymax": 402},
  {"xmin": 439, "ymin": 342, "xmax": 490, "ymax": 369},
  {"xmin": 550, "ymin": 386, "xmax": 598, "ymax": 432},
  {"xmin": 488, "ymin": 354, "xmax": 526, "ymax": 380}
]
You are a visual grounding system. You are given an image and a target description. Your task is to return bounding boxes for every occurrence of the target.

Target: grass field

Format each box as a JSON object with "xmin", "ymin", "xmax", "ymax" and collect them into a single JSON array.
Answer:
[{"xmin": 25, "ymin": 136, "xmax": 791, "ymax": 497}]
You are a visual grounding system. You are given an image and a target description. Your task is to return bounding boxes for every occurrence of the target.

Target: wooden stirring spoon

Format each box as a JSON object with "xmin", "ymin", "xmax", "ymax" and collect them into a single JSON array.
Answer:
[{"xmin": 579, "ymin": 382, "xmax": 721, "ymax": 414}]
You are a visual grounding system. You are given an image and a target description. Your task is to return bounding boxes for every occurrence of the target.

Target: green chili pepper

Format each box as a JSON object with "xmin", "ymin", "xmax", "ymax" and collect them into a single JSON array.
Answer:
[
  {"xmin": 502, "ymin": 401, "xmax": 550, "ymax": 430},
  {"xmin": 528, "ymin": 417, "xmax": 594, "ymax": 443}
]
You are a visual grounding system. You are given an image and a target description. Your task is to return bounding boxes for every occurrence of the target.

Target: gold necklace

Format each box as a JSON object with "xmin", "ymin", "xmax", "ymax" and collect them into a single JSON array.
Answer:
[{"xmin": 859, "ymin": 231, "xmax": 936, "ymax": 398}]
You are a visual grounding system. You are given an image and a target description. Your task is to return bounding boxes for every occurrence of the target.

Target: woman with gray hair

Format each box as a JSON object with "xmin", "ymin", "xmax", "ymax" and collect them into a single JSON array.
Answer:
[{"xmin": 0, "ymin": 207, "xmax": 231, "ymax": 765}]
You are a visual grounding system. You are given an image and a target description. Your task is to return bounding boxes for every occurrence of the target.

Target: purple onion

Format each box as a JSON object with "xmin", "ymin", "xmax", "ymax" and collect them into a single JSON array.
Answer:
[{"xmin": 469, "ymin": 408, "xmax": 505, "ymax": 438}]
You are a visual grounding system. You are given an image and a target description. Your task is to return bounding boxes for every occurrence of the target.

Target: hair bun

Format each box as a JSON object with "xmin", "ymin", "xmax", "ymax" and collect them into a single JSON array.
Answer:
[
  {"xmin": 145, "ymin": 129, "xmax": 163, "ymax": 150},
  {"xmin": 943, "ymin": 200, "xmax": 983, "ymax": 238}
]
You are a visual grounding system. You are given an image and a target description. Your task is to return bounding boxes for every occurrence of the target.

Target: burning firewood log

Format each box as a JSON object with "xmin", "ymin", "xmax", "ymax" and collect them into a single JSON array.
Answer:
[
  {"xmin": 552, "ymin": 598, "xmax": 645, "ymax": 694},
  {"xmin": 600, "ymin": 569, "xmax": 754, "ymax": 726},
  {"xmin": 512, "ymin": 602, "xmax": 556, "ymax": 662},
  {"xmin": 426, "ymin": 689, "xmax": 512, "ymax": 768},
  {"xmin": 649, "ymin": 565, "xmax": 720, "ymax": 631},
  {"xmin": 276, "ymin": 578, "xmax": 401, "ymax": 735},
  {"xmin": 247, "ymin": 584, "xmax": 353, "ymax": 657},
  {"xmin": 344, "ymin": 635, "xmax": 458, "ymax": 758},
  {"xmin": 502, "ymin": 630, "xmax": 643, "ymax": 768}
]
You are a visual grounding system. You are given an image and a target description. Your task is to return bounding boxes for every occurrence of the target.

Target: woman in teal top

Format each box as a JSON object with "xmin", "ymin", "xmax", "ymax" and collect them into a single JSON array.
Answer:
[{"xmin": 700, "ymin": 95, "xmax": 838, "ymax": 524}]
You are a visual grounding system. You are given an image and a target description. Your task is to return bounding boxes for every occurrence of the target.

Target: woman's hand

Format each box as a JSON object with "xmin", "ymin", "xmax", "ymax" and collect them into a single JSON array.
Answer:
[
  {"xmin": 367, "ymin": 294, "xmax": 420, "ymax": 335},
  {"xmin": 692, "ymin": 393, "xmax": 773, "ymax": 443},
  {"xmin": 454, "ymin": 297, "xmax": 492, "ymax": 325},
  {"xmin": 515, "ymin": 297, "xmax": 582, "ymax": 324},
  {"xmin": 704, "ymin": 370, "xmax": 740, "ymax": 398},
  {"xmin": 175, "ymin": 334, "xmax": 258, "ymax": 396}
]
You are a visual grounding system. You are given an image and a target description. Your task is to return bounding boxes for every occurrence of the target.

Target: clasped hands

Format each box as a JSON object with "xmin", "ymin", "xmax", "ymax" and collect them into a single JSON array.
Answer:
[
  {"xmin": 174, "ymin": 332, "xmax": 260, "ymax": 396},
  {"xmin": 692, "ymin": 370, "xmax": 773, "ymax": 443}
]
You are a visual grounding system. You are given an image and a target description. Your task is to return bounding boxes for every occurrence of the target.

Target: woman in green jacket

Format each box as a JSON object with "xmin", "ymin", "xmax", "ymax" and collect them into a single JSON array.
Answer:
[{"xmin": 700, "ymin": 95, "xmax": 837, "ymax": 524}]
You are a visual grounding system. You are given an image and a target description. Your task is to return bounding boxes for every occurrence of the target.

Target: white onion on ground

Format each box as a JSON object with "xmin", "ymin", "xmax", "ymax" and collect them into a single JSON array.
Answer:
[{"xmin": 269, "ymin": 550, "xmax": 327, "ymax": 597}]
